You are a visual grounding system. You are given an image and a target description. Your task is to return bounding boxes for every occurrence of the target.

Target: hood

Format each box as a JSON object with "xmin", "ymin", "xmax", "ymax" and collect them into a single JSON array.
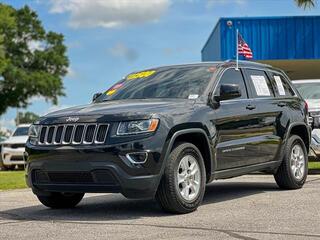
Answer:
[
  {"xmin": 306, "ymin": 99, "xmax": 320, "ymax": 112},
  {"xmin": 39, "ymin": 99, "xmax": 196, "ymax": 124},
  {"xmin": 3, "ymin": 135, "xmax": 28, "ymax": 144}
]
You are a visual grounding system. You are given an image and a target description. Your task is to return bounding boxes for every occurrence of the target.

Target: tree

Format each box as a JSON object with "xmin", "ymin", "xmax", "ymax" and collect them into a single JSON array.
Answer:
[
  {"xmin": 295, "ymin": 0, "xmax": 316, "ymax": 8},
  {"xmin": 15, "ymin": 111, "xmax": 39, "ymax": 125},
  {"xmin": 0, "ymin": 4, "xmax": 69, "ymax": 115}
]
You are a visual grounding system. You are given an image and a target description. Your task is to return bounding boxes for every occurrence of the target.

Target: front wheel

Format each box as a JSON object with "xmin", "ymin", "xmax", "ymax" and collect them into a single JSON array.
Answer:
[
  {"xmin": 37, "ymin": 192, "xmax": 84, "ymax": 209},
  {"xmin": 156, "ymin": 142, "xmax": 206, "ymax": 214},
  {"xmin": 274, "ymin": 135, "xmax": 308, "ymax": 189}
]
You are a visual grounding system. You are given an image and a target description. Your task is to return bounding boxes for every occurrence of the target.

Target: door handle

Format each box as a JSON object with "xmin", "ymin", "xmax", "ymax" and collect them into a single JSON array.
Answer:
[
  {"xmin": 246, "ymin": 104, "xmax": 256, "ymax": 110},
  {"xmin": 278, "ymin": 102, "xmax": 286, "ymax": 107}
]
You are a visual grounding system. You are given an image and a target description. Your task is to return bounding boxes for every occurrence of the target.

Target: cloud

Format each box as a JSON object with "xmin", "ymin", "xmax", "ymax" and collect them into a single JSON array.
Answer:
[
  {"xmin": 162, "ymin": 47, "xmax": 188, "ymax": 56},
  {"xmin": 28, "ymin": 40, "xmax": 44, "ymax": 52},
  {"xmin": 109, "ymin": 42, "xmax": 139, "ymax": 62},
  {"xmin": 66, "ymin": 66, "xmax": 76, "ymax": 78},
  {"xmin": 206, "ymin": 0, "xmax": 247, "ymax": 9},
  {"xmin": 29, "ymin": 95, "xmax": 45, "ymax": 103},
  {"xmin": 0, "ymin": 118, "xmax": 16, "ymax": 132},
  {"xmin": 49, "ymin": 0, "xmax": 170, "ymax": 28}
]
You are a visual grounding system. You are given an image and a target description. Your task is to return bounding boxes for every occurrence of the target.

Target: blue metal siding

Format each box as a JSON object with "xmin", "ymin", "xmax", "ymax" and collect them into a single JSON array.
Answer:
[
  {"xmin": 202, "ymin": 22, "xmax": 221, "ymax": 61},
  {"xmin": 202, "ymin": 16, "xmax": 320, "ymax": 61}
]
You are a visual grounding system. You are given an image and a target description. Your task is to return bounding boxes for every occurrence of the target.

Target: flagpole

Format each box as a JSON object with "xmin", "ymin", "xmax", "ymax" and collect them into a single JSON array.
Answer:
[{"xmin": 236, "ymin": 28, "xmax": 239, "ymax": 71}]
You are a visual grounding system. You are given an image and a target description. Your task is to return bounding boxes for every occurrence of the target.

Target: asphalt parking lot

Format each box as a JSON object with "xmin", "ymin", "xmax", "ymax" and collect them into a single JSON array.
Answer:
[{"xmin": 0, "ymin": 175, "xmax": 320, "ymax": 240}]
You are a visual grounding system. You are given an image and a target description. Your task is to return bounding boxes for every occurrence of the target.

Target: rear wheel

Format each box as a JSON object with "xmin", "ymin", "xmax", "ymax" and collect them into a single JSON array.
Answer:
[
  {"xmin": 274, "ymin": 135, "xmax": 308, "ymax": 189},
  {"xmin": 156, "ymin": 142, "xmax": 206, "ymax": 214},
  {"xmin": 37, "ymin": 192, "xmax": 84, "ymax": 209}
]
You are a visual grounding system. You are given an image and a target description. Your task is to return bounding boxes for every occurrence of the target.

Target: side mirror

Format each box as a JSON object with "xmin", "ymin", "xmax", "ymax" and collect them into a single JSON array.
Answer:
[
  {"xmin": 214, "ymin": 84, "xmax": 241, "ymax": 102},
  {"xmin": 92, "ymin": 92, "xmax": 102, "ymax": 102}
]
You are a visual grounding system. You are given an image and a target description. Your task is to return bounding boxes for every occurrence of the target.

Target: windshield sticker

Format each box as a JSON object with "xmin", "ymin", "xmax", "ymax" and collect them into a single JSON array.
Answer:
[
  {"xmin": 251, "ymin": 75, "xmax": 271, "ymax": 96},
  {"xmin": 106, "ymin": 89, "xmax": 117, "ymax": 96},
  {"xmin": 105, "ymin": 83, "xmax": 124, "ymax": 96},
  {"xmin": 126, "ymin": 70, "xmax": 156, "ymax": 80},
  {"xmin": 274, "ymin": 76, "xmax": 286, "ymax": 96},
  {"xmin": 207, "ymin": 66, "xmax": 216, "ymax": 72},
  {"xmin": 188, "ymin": 94, "xmax": 199, "ymax": 99}
]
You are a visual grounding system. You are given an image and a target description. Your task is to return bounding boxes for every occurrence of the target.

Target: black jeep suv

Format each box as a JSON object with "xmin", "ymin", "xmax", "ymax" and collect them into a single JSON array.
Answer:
[{"xmin": 25, "ymin": 61, "xmax": 311, "ymax": 213}]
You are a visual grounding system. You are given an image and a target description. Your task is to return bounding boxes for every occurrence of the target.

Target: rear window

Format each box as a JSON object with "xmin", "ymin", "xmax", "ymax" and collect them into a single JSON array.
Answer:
[
  {"xmin": 95, "ymin": 66, "xmax": 215, "ymax": 102},
  {"xmin": 269, "ymin": 73, "xmax": 295, "ymax": 97}
]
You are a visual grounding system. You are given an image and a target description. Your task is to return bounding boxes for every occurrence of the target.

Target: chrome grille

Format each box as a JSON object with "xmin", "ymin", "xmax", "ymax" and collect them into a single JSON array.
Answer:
[{"xmin": 38, "ymin": 124, "xmax": 109, "ymax": 145}]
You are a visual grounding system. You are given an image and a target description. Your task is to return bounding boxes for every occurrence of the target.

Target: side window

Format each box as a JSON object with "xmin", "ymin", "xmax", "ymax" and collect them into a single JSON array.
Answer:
[
  {"xmin": 269, "ymin": 72, "xmax": 295, "ymax": 97},
  {"xmin": 246, "ymin": 69, "xmax": 274, "ymax": 98},
  {"xmin": 215, "ymin": 68, "xmax": 248, "ymax": 99}
]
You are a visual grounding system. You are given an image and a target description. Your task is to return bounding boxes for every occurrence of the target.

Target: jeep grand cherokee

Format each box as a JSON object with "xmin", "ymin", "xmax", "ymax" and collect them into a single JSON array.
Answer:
[{"xmin": 25, "ymin": 61, "xmax": 311, "ymax": 213}]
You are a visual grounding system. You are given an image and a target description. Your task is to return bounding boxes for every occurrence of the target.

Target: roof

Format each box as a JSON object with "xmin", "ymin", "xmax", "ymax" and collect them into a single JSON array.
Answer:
[
  {"xmin": 139, "ymin": 60, "xmax": 273, "ymax": 72},
  {"xmin": 203, "ymin": 15, "xmax": 320, "ymax": 53},
  {"xmin": 292, "ymin": 79, "xmax": 320, "ymax": 84}
]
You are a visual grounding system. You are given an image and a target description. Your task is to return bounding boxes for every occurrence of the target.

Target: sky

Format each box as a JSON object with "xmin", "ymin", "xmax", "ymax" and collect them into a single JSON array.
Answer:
[{"xmin": 1, "ymin": 0, "xmax": 320, "ymax": 131}]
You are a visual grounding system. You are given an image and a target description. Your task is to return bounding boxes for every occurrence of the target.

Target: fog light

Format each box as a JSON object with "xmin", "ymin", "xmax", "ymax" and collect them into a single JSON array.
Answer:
[{"xmin": 126, "ymin": 152, "xmax": 148, "ymax": 164}]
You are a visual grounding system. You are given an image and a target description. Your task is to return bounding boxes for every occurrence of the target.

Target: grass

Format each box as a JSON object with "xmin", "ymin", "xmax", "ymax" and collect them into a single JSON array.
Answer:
[
  {"xmin": 0, "ymin": 171, "xmax": 27, "ymax": 191},
  {"xmin": 309, "ymin": 161, "xmax": 320, "ymax": 170}
]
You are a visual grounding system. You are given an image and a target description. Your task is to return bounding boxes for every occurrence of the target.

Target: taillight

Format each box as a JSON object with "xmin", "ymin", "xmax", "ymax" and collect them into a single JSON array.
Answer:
[{"xmin": 305, "ymin": 101, "xmax": 309, "ymax": 114}]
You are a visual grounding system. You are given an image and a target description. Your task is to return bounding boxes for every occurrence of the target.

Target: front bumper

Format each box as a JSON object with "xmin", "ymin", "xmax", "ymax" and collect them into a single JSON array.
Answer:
[
  {"xmin": 25, "ymin": 136, "xmax": 166, "ymax": 199},
  {"xmin": 2, "ymin": 147, "xmax": 25, "ymax": 166}
]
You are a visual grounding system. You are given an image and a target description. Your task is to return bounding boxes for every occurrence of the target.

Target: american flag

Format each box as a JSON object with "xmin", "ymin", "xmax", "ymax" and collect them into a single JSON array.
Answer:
[{"xmin": 238, "ymin": 33, "xmax": 253, "ymax": 59}]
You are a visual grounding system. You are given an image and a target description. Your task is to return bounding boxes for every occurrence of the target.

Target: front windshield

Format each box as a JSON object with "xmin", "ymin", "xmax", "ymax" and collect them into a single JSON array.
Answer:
[
  {"xmin": 95, "ymin": 66, "xmax": 215, "ymax": 102},
  {"xmin": 294, "ymin": 82, "xmax": 320, "ymax": 99},
  {"xmin": 13, "ymin": 127, "xmax": 29, "ymax": 136}
]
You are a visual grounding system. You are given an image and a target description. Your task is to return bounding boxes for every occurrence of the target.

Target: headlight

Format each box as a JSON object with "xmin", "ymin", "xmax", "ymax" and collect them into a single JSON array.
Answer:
[
  {"xmin": 117, "ymin": 119, "xmax": 159, "ymax": 135},
  {"xmin": 28, "ymin": 124, "xmax": 40, "ymax": 138}
]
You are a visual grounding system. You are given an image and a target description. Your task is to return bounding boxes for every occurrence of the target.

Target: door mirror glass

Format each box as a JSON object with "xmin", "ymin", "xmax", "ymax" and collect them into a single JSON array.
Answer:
[
  {"xmin": 92, "ymin": 92, "xmax": 102, "ymax": 102},
  {"xmin": 215, "ymin": 84, "xmax": 241, "ymax": 101}
]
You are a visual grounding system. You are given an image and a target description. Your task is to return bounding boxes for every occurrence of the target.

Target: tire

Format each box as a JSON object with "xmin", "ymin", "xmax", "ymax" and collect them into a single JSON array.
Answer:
[
  {"xmin": 156, "ymin": 142, "xmax": 206, "ymax": 214},
  {"xmin": 37, "ymin": 192, "xmax": 84, "ymax": 209},
  {"xmin": 1, "ymin": 164, "xmax": 15, "ymax": 171},
  {"xmin": 0, "ymin": 161, "xmax": 8, "ymax": 171},
  {"xmin": 274, "ymin": 135, "xmax": 308, "ymax": 189}
]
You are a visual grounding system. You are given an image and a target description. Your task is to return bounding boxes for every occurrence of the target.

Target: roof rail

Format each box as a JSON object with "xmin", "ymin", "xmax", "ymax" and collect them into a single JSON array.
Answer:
[{"xmin": 224, "ymin": 59, "xmax": 272, "ymax": 67}]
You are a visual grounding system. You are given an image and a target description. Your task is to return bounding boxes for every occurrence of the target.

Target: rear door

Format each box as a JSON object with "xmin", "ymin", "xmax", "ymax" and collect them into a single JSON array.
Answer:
[
  {"xmin": 242, "ymin": 68, "xmax": 282, "ymax": 164},
  {"xmin": 267, "ymin": 70, "xmax": 299, "ymax": 138},
  {"xmin": 214, "ymin": 67, "xmax": 263, "ymax": 170}
]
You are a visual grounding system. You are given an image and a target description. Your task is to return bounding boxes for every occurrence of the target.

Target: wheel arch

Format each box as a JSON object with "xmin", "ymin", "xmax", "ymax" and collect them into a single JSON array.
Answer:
[
  {"xmin": 163, "ymin": 128, "xmax": 214, "ymax": 183},
  {"xmin": 286, "ymin": 123, "xmax": 311, "ymax": 152}
]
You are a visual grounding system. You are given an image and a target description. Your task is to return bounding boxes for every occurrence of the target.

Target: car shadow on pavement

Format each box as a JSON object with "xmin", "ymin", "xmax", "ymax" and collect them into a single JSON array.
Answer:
[{"xmin": 0, "ymin": 180, "xmax": 279, "ymax": 222}]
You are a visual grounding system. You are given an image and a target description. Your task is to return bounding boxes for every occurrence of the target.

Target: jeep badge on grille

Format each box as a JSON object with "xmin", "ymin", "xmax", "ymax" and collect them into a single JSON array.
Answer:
[{"xmin": 66, "ymin": 117, "xmax": 80, "ymax": 122}]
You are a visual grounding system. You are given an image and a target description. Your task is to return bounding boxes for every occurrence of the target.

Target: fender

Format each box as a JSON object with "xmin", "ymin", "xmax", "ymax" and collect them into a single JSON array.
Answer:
[{"xmin": 157, "ymin": 128, "xmax": 215, "ymax": 184}]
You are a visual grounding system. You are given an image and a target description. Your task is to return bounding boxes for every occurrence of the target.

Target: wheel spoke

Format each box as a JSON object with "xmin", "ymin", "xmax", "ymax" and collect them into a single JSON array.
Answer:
[
  {"xmin": 178, "ymin": 173, "xmax": 185, "ymax": 184},
  {"xmin": 182, "ymin": 185, "xmax": 190, "ymax": 199}
]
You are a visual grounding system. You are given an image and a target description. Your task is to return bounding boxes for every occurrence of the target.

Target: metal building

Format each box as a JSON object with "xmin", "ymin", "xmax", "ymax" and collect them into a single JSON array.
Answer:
[{"xmin": 201, "ymin": 16, "xmax": 320, "ymax": 80}]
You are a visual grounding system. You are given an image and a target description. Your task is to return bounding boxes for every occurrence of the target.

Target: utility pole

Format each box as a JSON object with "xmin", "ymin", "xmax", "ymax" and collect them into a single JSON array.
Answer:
[{"xmin": 16, "ymin": 108, "xmax": 19, "ymax": 126}]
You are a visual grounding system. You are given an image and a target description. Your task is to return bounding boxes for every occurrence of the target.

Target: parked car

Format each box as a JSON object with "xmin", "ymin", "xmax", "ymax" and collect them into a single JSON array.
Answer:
[
  {"xmin": 2, "ymin": 124, "xmax": 30, "ymax": 170},
  {"xmin": 25, "ymin": 61, "xmax": 310, "ymax": 213},
  {"xmin": 292, "ymin": 80, "xmax": 320, "ymax": 161}
]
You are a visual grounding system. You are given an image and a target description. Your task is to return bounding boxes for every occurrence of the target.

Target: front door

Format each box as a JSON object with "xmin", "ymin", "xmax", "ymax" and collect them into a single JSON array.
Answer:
[{"xmin": 213, "ymin": 68, "xmax": 262, "ymax": 170}]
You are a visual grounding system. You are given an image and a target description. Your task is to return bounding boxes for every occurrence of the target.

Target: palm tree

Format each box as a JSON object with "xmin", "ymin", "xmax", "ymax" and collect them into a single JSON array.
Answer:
[{"xmin": 295, "ymin": 0, "xmax": 316, "ymax": 8}]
